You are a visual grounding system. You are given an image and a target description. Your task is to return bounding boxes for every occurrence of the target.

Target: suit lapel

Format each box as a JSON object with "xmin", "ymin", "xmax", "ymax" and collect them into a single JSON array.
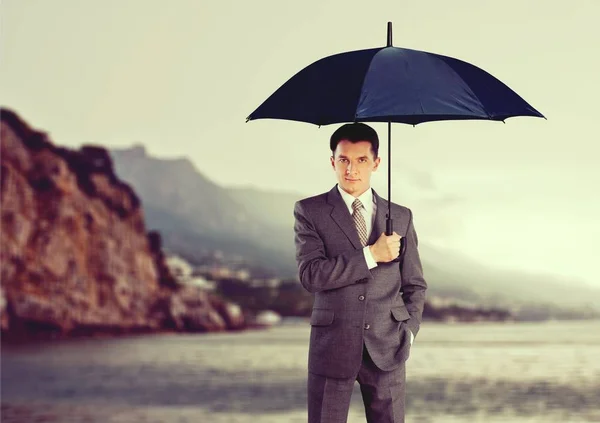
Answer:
[{"xmin": 327, "ymin": 186, "xmax": 363, "ymax": 250}]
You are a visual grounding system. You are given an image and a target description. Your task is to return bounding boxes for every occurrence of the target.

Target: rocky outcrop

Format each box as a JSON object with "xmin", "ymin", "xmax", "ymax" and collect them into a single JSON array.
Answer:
[{"xmin": 0, "ymin": 108, "xmax": 244, "ymax": 341}]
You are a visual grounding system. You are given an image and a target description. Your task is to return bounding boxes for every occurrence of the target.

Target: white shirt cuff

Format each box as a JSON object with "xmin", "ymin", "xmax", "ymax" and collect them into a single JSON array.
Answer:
[
  {"xmin": 363, "ymin": 246, "xmax": 378, "ymax": 269},
  {"xmin": 410, "ymin": 330, "xmax": 414, "ymax": 345}
]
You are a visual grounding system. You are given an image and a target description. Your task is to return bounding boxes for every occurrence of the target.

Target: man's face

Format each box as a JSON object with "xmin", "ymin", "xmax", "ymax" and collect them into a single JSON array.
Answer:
[{"xmin": 331, "ymin": 140, "xmax": 380, "ymax": 197}]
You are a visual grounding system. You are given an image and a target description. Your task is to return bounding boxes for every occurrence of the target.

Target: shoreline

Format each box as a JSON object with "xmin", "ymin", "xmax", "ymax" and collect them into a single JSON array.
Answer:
[
  {"xmin": 2, "ymin": 317, "xmax": 598, "ymax": 347},
  {"xmin": 0, "ymin": 323, "xmax": 274, "ymax": 346}
]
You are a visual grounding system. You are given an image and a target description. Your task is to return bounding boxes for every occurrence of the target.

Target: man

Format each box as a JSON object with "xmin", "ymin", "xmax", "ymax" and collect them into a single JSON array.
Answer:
[{"xmin": 293, "ymin": 122, "xmax": 427, "ymax": 423}]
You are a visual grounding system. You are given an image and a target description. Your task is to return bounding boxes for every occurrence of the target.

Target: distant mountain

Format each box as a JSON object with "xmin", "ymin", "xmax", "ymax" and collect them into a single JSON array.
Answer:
[
  {"xmin": 110, "ymin": 145, "xmax": 256, "ymax": 234},
  {"xmin": 109, "ymin": 146, "xmax": 296, "ymax": 275},
  {"xmin": 418, "ymin": 244, "xmax": 600, "ymax": 316},
  {"xmin": 109, "ymin": 146, "xmax": 600, "ymax": 316},
  {"xmin": 227, "ymin": 186, "xmax": 304, "ymax": 230}
]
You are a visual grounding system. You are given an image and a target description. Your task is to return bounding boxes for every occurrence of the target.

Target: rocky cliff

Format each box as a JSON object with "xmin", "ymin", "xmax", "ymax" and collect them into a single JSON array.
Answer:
[{"xmin": 0, "ymin": 109, "xmax": 243, "ymax": 340}]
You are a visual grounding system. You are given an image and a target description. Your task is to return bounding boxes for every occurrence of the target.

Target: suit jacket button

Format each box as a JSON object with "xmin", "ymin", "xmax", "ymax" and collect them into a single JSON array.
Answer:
[
  {"xmin": 364, "ymin": 323, "xmax": 370, "ymax": 330},
  {"xmin": 358, "ymin": 295, "xmax": 365, "ymax": 301}
]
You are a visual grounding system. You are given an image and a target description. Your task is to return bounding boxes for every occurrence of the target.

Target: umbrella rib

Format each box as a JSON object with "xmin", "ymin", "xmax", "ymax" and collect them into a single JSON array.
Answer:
[
  {"xmin": 418, "ymin": 98, "xmax": 426, "ymax": 115},
  {"xmin": 353, "ymin": 47, "xmax": 386, "ymax": 121}
]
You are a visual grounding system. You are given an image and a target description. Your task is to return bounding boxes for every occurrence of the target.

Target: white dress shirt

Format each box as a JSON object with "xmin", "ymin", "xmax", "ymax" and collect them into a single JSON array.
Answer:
[{"xmin": 337, "ymin": 184, "xmax": 414, "ymax": 345}]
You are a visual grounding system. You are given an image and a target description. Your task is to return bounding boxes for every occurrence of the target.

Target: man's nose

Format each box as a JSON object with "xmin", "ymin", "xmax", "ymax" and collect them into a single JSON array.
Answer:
[{"xmin": 346, "ymin": 163, "xmax": 355, "ymax": 174}]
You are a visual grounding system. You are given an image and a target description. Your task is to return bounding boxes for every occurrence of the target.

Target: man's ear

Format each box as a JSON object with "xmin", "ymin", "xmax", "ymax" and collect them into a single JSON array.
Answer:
[
  {"xmin": 330, "ymin": 156, "xmax": 335, "ymax": 169},
  {"xmin": 373, "ymin": 156, "xmax": 381, "ymax": 171}
]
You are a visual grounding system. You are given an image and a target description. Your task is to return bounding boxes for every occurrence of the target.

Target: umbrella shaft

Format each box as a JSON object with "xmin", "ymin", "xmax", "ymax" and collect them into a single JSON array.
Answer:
[{"xmin": 386, "ymin": 121, "xmax": 393, "ymax": 235}]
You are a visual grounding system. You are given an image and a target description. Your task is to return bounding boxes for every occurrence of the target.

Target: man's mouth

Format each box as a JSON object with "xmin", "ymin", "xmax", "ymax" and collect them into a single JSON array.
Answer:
[{"xmin": 345, "ymin": 178, "xmax": 359, "ymax": 182}]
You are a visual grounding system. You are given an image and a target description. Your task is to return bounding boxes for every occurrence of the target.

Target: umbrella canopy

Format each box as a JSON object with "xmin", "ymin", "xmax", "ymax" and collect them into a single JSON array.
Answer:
[{"xmin": 246, "ymin": 34, "xmax": 544, "ymax": 125}]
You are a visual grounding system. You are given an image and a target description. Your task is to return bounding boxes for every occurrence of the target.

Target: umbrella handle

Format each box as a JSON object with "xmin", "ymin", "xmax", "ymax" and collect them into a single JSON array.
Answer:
[
  {"xmin": 386, "ymin": 217, "xmax": 393, "ymax": 236},
  {"xmin": 386, "ymin": 217, "xmax": 407, "ymax": 265}
]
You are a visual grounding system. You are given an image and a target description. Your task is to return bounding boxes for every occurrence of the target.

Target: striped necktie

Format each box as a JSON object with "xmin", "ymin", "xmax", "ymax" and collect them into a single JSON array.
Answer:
[{"xmin": 352, "ymin": 199, "xmax": 368, "ymax": 247}]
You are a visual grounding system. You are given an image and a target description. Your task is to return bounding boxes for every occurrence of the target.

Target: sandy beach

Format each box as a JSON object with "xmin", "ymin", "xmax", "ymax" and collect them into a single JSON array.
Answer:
[{"xmin": 2, "ymin": 320, "xmax": 600, "ymax": 422}]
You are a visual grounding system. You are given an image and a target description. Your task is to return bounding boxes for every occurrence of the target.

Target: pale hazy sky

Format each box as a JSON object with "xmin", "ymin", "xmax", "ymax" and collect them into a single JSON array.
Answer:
[{"xmin": 2, "ymin": 0, "xmax": 599, "ymax": 287}]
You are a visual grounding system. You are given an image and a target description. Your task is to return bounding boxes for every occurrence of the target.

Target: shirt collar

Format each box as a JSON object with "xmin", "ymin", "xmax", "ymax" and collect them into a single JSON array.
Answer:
[{"xmin": 337, "ymin": 184, "xmax": 374, "ymax": 215}]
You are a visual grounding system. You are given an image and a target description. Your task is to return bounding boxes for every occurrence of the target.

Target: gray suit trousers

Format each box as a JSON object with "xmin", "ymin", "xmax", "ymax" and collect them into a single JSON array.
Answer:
[{"xmin": 308, "ymin": 344, "xmax": 406, "ymax": 423}]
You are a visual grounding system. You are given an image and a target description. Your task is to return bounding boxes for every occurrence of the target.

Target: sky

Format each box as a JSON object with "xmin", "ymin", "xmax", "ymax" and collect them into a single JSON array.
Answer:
[{"xmin": 2, "ymin": 0, "xmax": 599, "ymax": 287}]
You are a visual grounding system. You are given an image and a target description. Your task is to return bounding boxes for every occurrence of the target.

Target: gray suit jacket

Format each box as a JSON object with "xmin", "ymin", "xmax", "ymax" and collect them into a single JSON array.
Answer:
[{"xmin": 294, "ymin": 185, "xmax": 427, "ymax": 378}]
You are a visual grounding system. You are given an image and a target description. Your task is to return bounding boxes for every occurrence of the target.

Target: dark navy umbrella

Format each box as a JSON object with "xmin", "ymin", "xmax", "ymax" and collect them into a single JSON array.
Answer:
[{"xmin": 247, "ymin": 22, "xmax": 544, "ymax": 237}]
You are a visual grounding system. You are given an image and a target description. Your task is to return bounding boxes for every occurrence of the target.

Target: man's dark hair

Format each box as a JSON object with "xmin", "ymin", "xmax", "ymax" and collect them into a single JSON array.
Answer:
[{"xmin": 330, "ymin": 123, "xmax": 379, "ymax": 158}]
